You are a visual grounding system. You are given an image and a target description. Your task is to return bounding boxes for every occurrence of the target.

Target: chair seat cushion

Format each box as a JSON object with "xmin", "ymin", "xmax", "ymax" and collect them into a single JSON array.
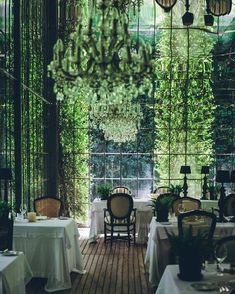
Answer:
[{"xmin": 104, "ymin": 215, "xmax": 135, "ymax": 225}]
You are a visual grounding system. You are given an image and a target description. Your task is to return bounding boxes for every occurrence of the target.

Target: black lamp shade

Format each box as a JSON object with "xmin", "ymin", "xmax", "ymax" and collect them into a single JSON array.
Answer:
[
  {"xmin": 216, "ymin": 170, "xmax": 230, "ymax": 183},
  {"xmin": 182, "ymin": 11, "xmax": 194, "ymax": 26},
  {"xmin": 155, "ymin": 0, "xmax": 177, "ymax": 12},
  {"xmin": 201, "ymin": 166, "xmax": 209, "ymax": 174},
  {"xmin": 204, "ymin": 14, "xmax": 214, "ymax": 26},
  {"xmin": 231, "ymin": 170, "xmax": 235, "ymax": 183},
  {"xmin": 0, "ymin": 168, "xmax": 12, "ymax": 180},
  {"xmin": 180, "ymin": 165, "xmax": 191, "ymax": 174}
]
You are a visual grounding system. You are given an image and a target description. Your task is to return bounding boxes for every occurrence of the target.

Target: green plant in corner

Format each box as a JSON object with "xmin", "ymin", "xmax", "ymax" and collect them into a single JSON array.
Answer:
[{"xmin": 97, "ymin": 184, "xmax": 112, "ymax": 200}]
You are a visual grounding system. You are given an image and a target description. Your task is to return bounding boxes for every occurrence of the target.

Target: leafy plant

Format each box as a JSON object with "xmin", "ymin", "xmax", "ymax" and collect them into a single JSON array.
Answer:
[
  {"xmin": 167, "ymin": 226, "xmax": 213, "ymax": 258},
  {"xmin": 169, "ymin": 184, "xmax": 183, "ymax": 196},
  {"xmin": 150, "ymin": 195, "xmax": 174, "ymax": 212},
  {"xmin": 0, "ymin": 200, "xmax": 11, "ymax": 219},
  {"xmin": 97, "ymin": 184, "xmax": 112, "ymax": 200}
]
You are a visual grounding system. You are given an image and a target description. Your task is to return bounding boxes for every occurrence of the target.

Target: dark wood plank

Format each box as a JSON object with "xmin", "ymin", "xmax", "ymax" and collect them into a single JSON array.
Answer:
[{"xmin": 27, "ymin": 234, "xmax": 151, "ymax": 294}]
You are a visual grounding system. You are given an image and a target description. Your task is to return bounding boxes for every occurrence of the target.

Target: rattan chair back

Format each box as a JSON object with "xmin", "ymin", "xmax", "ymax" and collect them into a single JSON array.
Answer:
[
  {"xmin": 172, "ymin": 197, "xmax": 201, "ymax": 216},
  {"xmin": 34, "ymin": 197, "xmax": 62, "ymax": 217}
]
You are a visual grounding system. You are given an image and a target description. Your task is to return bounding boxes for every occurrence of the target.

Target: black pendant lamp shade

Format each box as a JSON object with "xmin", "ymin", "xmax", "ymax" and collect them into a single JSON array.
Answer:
[
  {"xmin": 216, "ymin": 170, "xmax": 230, "ymax": 183},
  {"xmin": 155, "ymin": 0, "xmax": 177, "ymax": 12},
  {"xmin": 206, "ymin": 0, "xmax": 232, "ymax": 16},
  {"xmin": 0, "ymin": 168, "xmax": 12, "ymax": 180}
]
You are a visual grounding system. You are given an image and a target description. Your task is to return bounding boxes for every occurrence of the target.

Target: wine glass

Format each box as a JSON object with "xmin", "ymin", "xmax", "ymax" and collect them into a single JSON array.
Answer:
[
  {"xmin": 178, "ymin": 203, "xmax": 186, "ymax": 214},
  {"xmin": 215, "ymin": 244, "xmax": 228, "ymax": 276},
  {"xmin": 19, "ymin": 204, "xmax": 27, "ymax": 219}
]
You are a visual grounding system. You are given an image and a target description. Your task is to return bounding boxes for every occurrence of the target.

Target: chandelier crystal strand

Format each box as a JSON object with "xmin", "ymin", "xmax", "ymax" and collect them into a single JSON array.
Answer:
[{"xmin": 48, "ymin": 0, "xmax": 153, "ymax": 142}]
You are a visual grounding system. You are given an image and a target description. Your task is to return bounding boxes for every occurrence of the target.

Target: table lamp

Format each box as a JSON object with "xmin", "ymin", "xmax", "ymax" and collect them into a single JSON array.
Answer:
[
  {"xmin": 216, "ymin": 170, "xmax": 230, "ymax": 222},
  {"xmin": 201, "ymin": 166, "xmax": 209, "ymax": 200},
  {"xmin": 180, "ymin": 165, "xmax": 191, "ymax": 198}
]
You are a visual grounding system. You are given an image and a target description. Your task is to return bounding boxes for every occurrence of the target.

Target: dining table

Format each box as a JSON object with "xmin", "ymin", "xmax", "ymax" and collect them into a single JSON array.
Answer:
[
  {"xmin": 156, "ymin": 264, "xmax": 235, "ymax": 294},
  {"xmin": 0, "ymin": 252, "xmax": 33, "ymax": 294},
  {"xmin": 13, "ymin": 217, "xmax": 85, "ymax": 292},
  {"xmin": 89, "ymin": 198, "xmax": 218, "ymax": 244},
  {"xmin": 145, "ymin": 217, "xmax": 235, "ymax": 286}
]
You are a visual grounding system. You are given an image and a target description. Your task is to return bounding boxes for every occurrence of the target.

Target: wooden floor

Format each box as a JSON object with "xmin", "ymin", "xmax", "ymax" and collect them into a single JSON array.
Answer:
[{"xmin": 26, "ymin": 236, "xmax": 153, "ymax": 294}]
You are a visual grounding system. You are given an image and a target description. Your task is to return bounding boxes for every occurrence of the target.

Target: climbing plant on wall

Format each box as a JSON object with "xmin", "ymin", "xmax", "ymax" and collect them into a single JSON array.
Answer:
[{"xmin": 154, "ymin": 4, "xmax": 215, "ymax": 192}]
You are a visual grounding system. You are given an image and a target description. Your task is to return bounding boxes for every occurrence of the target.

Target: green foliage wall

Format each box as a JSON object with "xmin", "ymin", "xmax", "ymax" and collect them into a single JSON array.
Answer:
[{"xmin": 154, "ymin": 11, "xmax": 215, "ymax": 193}]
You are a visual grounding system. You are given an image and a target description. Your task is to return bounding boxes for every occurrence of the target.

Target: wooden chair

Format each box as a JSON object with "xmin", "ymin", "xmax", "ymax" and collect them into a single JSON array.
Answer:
[
  {"xmin": 34, "ymin": 196, "xmax": 62, "ymax": 217},
  {"xmin": 215, "ymin": 235, "xmax": 235, "ymax": 265},
  {"xmin": 104, "ymin": 193, "xmax": 136, "ymax": 247},
  {"xmin": 178, "ymin": 210, "xmax": 217, "ymax": 240},
  {"xmin": 112, "ymin": 186, "xmax": 131, "ymax": 195},
  {"xmin": 0, "ymin": 218, "xmax": 13, "ymax": 251},
  {"xmin": 172, "ymin": 197, "xmax": 201, "ymax": 216},
  {"xmin": 224, "ymin": 194, "xmax": 235, "ymax": 216}
]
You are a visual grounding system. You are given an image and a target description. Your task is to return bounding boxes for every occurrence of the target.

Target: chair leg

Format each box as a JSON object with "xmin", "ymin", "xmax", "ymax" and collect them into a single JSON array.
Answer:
[
  {"xmin": 104, "ymin": 223, "xmax": 107, "ymax": 243},
  {"xmin": 127, "ymin": 226, "xmax": 130, "ymax": 247},
  {"xmin": 111, "ymin": 226, "xmax": 113, "ymax": 247},
  {"xmin": 133, "ymin": 224, "xmax": 136, "ymax": 245}
]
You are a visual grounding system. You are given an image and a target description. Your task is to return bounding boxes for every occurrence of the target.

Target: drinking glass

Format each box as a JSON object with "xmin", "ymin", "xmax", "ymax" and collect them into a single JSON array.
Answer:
[
  {"xmin": 19, "ymin": 204, "xmax": 27, "ymax": 219},
  {"xmin": 215, "ymin": 244, "xmax": 228, "ymax": 276}
]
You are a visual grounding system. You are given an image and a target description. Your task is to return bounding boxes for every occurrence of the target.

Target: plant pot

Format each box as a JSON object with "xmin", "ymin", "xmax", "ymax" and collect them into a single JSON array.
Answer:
[
  {"xmin": 156, "ymin": 208, "xmax": 169, "ymax": 222},
  {"xmin": 178, "ymin": 255, "xmax": 203, "ymax": 281}
]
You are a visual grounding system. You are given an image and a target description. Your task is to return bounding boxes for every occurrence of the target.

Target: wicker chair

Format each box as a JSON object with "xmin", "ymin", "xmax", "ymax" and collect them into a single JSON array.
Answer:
[
  {"xmin": 215, "ymin": 235, "xmax": 235, "ymax": 265},
  {"xmin": 34, "ymin": 196, "xmax": 62, "ymax": 217},
  {"xmin": 172, "ymin": 197, "xmax": 201, "ymax": 216},
  {"xmin": 224, "ymin": 194, "xmax": 235, "ymax": 216},
  {"xmin": 0, "ymin": 218, "xmax": 13, "ymax": 251},
  {"xmin": 104, "ymin": 193, "xmax": 136, "ymax": 247},
  {"xmin": 112, "ymin": 186, "xmax": 131, "ymax": 195}
]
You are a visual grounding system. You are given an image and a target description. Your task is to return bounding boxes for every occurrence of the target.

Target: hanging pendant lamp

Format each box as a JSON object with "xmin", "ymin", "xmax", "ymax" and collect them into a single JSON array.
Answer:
[
  {"xmin": 207, "ymin": 0, "xmax": 232, "ymax": 16},
  {"xmin": 155, "ymin": 0, "xmax": 177, "ymax": 12}
]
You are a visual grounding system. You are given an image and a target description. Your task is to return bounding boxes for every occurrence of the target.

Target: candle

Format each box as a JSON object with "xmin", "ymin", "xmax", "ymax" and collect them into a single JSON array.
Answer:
[{"xmin": 27, "ymin": 212, "xmax": 36, "ymax": 222}]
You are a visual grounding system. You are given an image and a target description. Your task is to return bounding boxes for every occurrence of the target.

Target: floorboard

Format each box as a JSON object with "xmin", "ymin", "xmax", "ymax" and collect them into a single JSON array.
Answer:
[{"xmin": 26, "ymin": 235, "xmax": 153, "ymax": 294}]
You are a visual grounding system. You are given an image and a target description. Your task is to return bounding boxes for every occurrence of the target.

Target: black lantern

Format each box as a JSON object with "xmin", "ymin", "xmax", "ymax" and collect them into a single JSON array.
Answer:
[
  {"xmin": 204, "ymin": 14, "xmax": 214, "ymax": 26},
  {"xmin": 201, "ymin": 166, "xmax": 209, "ymax": 200},
  {"xmin": 206, "ymin": 0, "xmax": 232, "ymax": 16},
  {"xmin": 216, "ymin": 170, "xmax": 230, "ymax": 222},
  {"xmin": 180, "ymin": 165, "xmax": 191, "ymax": 197},
  {"xmin": 182, "ymin": 0, "xmax": 194, "ymax": 26},
  {"xmin": 155, "ymin": 0, "xmax": 177, "ymax": 12}
]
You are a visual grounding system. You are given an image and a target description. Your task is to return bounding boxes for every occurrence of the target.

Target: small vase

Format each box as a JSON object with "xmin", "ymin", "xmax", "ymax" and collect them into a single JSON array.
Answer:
[
  {"xmin": 156, "ymin": 209, "xmax": 169, "ymax": 222},
  {"xmin": 178, "ymin": 255, "xmax": 203, "ymax": 281}
]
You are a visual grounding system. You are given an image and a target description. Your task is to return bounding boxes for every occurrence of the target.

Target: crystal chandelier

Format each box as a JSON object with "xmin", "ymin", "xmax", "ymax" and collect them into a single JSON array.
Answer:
[{"xmin": 48, "ymin": 0, "xmax": 153, "ymax": 143}]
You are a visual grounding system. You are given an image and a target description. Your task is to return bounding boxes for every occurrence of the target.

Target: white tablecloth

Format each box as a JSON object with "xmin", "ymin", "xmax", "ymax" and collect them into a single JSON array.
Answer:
[
  {"xmin": 145, "ymin": 217, "xmax": 235, "ymax": 286},
  {"xmin": 89, "ymin": 198, "xmax": 153, "ymax": 244},
  {"xmin": 13, "ymin": 218, "xmax": 85, "ymax": 292},
  {"xmin": 156, "ymin": 265, "xmax": 234, "ymax": 294},
  {"xmin": 0, "ymin": 253, "xmax": 32, "ymax": 294}
]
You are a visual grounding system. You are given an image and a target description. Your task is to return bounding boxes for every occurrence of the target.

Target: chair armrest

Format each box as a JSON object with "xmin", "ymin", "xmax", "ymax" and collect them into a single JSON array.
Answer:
[
  {"xmin": 103, "ymin": 208, "xmax": 108, "ymax": 218},
  {"xmin": 132, "ymin": 208, "xmax": 137, "ymax": 218}
]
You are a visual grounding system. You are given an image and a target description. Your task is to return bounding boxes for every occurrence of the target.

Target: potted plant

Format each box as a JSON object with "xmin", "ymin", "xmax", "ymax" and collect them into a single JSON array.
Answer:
[
  {"xmin": 0, "ymin": 200, "xmax": 11, "ymax": 220},
  {"xmin": 167, "ymin": 227, "xmax": 213, "ymax": 281},
  {"xmin": 208, "ymin": 183, "xmax": 220, "ymax": 200},
  {"xmin": 150, "ymin": 195, "xmax": 175, "ymax": 222},
  {"xmin": 97, "ymin": 184, "xmax": 112, "ymax": 200},
  {"xmin": 169, "ymin": 184, "xmax": 183, "ymax": 197}
]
